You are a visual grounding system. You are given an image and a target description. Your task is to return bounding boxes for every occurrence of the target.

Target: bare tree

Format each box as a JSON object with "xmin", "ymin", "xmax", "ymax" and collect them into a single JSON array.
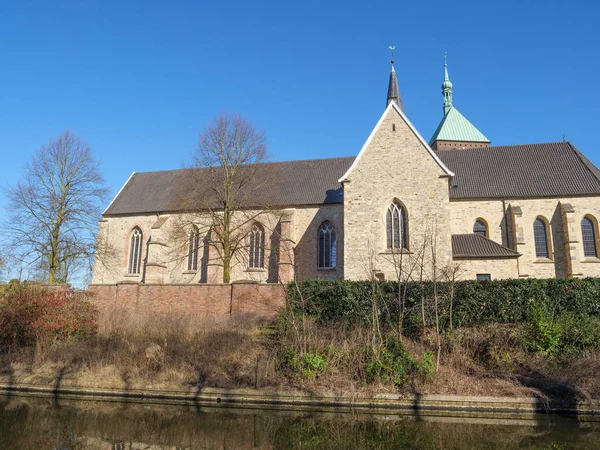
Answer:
[
  {"xmin": 429, "ymin": 221, "xmax": 442, "ymax": 372},
  {"xmin": 173, "ymin": 112, "xmax": 271, "ymax": 284},
  {"xmin": 441, "ymin": 262, "xmax": 465, "ymax": 331},
  {"xmin": 2, "ymin": 131, "xmax": 108, "ymax": 284},
  {"xmin": 0, "ymin": 253, "xmax": 5, "ymax": 281},
  {"xmin": 382, "ymin": 243, "xmax": 424, "ymax": 341}
]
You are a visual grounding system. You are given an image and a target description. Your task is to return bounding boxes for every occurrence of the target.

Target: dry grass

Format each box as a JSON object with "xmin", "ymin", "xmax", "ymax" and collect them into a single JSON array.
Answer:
[
  {"xmin": 1, "ymin": 308, "xmax": 281, "ymax": 391},
  {"xmin": 1, "ymin": 310, "xmax": 600, "ymax": 401}
]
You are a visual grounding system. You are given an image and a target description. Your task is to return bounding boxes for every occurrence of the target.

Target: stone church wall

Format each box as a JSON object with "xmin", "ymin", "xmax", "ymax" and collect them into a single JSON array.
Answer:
[
  {"xmin": 92, "ymin": 203, "xmax": 346, "ymax": 285},
  {"xmin": 342, "ymin": 105, "xmax": 453, "ymax": 281},
  {"xmin": 449, "ymin": 196, "xmax": 600, "ymax": 279}
]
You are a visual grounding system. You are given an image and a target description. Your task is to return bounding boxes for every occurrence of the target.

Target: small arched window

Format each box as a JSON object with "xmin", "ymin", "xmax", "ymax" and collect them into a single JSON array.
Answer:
[
  {"xmin": 128, "ymin": 227, "xmax": 143, "ymax": 275},
  {"xmin": 581, "ymin": 216, "xmax": 597, "ymax": 258},
  {"xmin": 249, "ymin": 223, "xmax": 265, "ymax": 269},
  {"xmin": 473, "ymin": 220, "xmax": 487, "ymax": 237},
  {"xmin": 386, "ymin": 201, "xmax": 408, "ymax": 249},
  {"xmin": 318, "ymin": 221, "xmax": 336, "ymax": 268},
  {"xmin": 533, "ymin": 218, "xmax": 550, "ymax": 258},
  {"xmin": 188, "ymin": 226, "xmax": 200, "ymax": 271}
]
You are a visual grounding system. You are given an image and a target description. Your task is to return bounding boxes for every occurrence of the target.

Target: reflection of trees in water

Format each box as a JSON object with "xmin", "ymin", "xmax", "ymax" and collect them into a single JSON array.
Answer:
[{"xmin": 0, "ymin": 397, "xmax": 597, "ymax": 449}]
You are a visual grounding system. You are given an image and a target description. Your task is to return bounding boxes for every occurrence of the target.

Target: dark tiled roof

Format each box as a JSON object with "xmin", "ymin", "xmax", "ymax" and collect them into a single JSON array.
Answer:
[
  {"xmin": 452, "ymin": 234, "xmax": 520, "ymax": 259},
  {"xmin": 439, "ymin": 142, "xmax": 600, "ymax": 199},
  {"xmin": 104, "ymin": 157, "xmax": 355, "ymax": 216},
  {"xmin": 104, "ymin": 142, "xmax": 600, "ymax": 216}
]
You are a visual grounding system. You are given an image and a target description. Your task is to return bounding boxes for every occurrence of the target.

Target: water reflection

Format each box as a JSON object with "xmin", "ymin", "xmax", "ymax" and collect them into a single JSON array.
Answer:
[{"xmin": 0, "ymin": 395, "xmax": 598, "ymax": 449}]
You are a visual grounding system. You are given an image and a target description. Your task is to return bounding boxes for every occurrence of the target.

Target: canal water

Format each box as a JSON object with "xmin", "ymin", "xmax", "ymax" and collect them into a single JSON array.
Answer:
[{"xmin": 0, "ymin": 394, "xmax": 599, "ymax": 449}]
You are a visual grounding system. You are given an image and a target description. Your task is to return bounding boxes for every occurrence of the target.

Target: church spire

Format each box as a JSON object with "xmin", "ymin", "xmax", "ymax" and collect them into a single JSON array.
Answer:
[
  {"xmin": 442, "ymin": 52, "xmax": 453, "ymax": 115},
  {"xmin": 386, "ymin": 46, "xmax": 404, "ymax": 111}
]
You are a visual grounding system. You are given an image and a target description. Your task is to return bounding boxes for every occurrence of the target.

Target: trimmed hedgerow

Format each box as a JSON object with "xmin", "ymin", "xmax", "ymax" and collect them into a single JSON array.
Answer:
[{"xmin": 286, "ymin": 278, "xmax": 600, "ymax": 330}]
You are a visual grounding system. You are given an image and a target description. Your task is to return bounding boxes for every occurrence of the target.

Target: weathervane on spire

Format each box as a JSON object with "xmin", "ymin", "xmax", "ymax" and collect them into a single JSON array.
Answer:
[{"xmin": 389, "ymin": 45, "xmax": 396, "ymax": 64}]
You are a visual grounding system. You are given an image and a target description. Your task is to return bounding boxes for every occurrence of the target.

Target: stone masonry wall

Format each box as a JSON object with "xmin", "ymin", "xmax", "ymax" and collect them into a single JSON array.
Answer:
[
  {"xmin": 449, "ymin": 196, "xmax": 600, "ymax": 279},
  {"xmin": 343, "ymin": 105, "xmax": 453, "ymax": 281},
  {"xmin": 89, "ymin": 283, "xmax": 285, "ymax": 319},
  {"xmin": 455, "ymin": 259, "xmax": 519, "ymax": 280}
]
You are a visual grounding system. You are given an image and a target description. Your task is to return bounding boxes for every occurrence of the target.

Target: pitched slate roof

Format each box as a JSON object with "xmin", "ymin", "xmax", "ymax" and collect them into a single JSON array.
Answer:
[
  {"xmin": 451, "ymin": 234, "xmax": 520, "ymax": 259},
  {"xmin": 429, "ymin": 107, "xmax": 490, "ymax": 144},
  {"xmin": 439, "ymin": 142, "xmax": 600, "ymax": 199},
  {"xmin": 103, "ymin": 157, "xmax": 355, "ymax": 216},
  {"xmin": 104, "ymin": 141, "xmax": 600, "ymax": 216}
]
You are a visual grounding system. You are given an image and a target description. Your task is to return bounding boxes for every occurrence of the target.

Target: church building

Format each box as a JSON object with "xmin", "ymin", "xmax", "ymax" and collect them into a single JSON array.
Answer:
[{"xmin": 91, "ymin": 57, "xmax": 600, "ymax": 285}]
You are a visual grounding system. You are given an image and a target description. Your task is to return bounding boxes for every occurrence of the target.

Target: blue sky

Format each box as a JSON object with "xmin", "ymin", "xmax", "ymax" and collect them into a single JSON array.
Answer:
[{"xmin": 1, "ymin": 0, "xmax": 599, "ymax": 218}]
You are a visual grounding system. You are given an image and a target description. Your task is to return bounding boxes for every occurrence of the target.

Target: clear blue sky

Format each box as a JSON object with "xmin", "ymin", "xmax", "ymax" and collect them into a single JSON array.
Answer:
[{"xmin": 1, "ymin": 0, "xmax": 599, "ymax": 213}]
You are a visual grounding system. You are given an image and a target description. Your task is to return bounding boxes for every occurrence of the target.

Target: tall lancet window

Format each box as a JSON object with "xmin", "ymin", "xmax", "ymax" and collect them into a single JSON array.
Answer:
[
  {"xmin": 581, "ymin": 216, "xmax": 598, "ymax": 258},
  {"xmin": 386, "ymin": 201, "xmax": 408, "ymax": 250},
  {"xmin": 188, "ymin": 226, "xmax": 200, "ymax": 271},
  {"xmin": 128, "ymin": 227, "xmax": 143, "ymax": 275},
  {"xmin": 318, "ymin": 221, "xmax": 336, "ymax": 268},
  {"xmin": 533, "ymin": 218, "xmax": 550, "ymax": 258},
  {"xmin": 249, "ymin": 223, "xmax": 265, "ymax": 269}
]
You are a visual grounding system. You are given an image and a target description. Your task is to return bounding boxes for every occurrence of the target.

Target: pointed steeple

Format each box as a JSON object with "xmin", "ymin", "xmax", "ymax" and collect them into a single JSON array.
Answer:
[
  {"xmin": 386, "ymin": 46, "xmax": 404, "ymax": 111},
  {"xmin": 442, "ymin": 52, "xmax": 453, "ymax": 114}
]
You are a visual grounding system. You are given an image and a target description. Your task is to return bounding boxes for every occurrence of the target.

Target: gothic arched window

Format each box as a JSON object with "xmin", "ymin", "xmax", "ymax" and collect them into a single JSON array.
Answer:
[
  {"xmin": 581, "ymin": 216, "xmax": 598, "ymax": 258},
  {"xmin": 128, "ymin": 227, "xmax": 143, "ymax": 275},
  {"xmin": 188, "ymin": 226, "xmax": 200, "ymax": 271},
  {"xmin": 533, "ymin": 217, "xmax": 550, "ymax": 258},
  {"xmin": 249, "ymin": 223, "xmax": 265, "ymax": 269},
  {"xmin": 318, "ymin": 221, "xmax": 336, "ymax": 268},
  {"xmin": 386, "ymin": 201, "xmax": 408, "ymax": 250},
  {"xmin": 473, "ymin": 219, "xmax": 487, "ymax": 237}
]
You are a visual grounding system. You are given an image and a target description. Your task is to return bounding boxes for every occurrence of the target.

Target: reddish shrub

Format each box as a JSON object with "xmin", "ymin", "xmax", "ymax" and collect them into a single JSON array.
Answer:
[{"xmin": 0, "ymin": 283, "xmax": 97, "ymax": 351}]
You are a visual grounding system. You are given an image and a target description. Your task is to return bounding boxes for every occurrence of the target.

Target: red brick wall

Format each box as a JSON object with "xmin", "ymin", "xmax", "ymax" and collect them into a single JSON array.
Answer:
[{"xmin": 88, "ymin": 283, "xmax": 285, "ymax": 320}]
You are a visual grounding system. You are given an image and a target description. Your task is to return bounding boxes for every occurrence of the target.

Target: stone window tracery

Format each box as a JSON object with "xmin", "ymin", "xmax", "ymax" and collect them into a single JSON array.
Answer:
[
  {"xmin": 386, "ymin": 201, "xmax": 407, "ymax": 250},
  {"xmin": 188, "ymin": 226, "xmax": 200, "ymax": 271},
  {"xmin": 128, "ymin": 227, "xmax": 143, "ymax": 275},
  {"xmin": 249, "ymin": 223, "xmax": 265, "ymax": 269},
  {"xmin": 318, "ymin": 221, "xmax": 336, "ymax": 268}
]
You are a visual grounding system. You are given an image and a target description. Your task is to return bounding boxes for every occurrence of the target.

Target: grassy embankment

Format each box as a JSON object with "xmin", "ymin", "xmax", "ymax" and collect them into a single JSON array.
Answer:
[{"xmin": 1, "ymin": 279, "xmax": 600, "ymax": 401}]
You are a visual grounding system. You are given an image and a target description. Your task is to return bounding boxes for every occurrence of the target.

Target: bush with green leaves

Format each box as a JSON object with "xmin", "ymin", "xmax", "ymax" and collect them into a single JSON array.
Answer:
[
  {"xmin": 524, "ymin": 301, "xmax": 600, "ymax": 357},
  {"xmin": 364, "ymin": 337, "xmax": 434, "ymax": 386},
  {"xmin": 286, "ymin": 278, "xmax": 600, "ymax": 331},
  {"xmin": 279, "ymin": 349, "xmax": 328, "ymax": 380}
]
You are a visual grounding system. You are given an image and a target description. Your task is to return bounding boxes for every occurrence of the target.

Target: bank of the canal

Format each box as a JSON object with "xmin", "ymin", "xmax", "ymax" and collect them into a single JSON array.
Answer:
[
  {"xmin": 2, "ymin": 390, "xmax": 600, "ymax": 449},
  {"xmin": 1, "ymin": 383, "xmax": 599, "ymax": 420}
]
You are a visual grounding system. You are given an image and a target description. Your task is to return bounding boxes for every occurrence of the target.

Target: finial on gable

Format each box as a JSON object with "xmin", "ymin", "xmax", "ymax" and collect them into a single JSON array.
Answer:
[{"xmin": 386, "ymin": 45, "xmax": 404, "ymax": 111}]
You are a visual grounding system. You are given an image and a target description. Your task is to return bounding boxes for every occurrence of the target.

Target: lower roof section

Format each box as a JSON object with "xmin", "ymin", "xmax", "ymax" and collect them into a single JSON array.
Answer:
[{"xmin": 452, "ymin": 234, "xmax": 520, "ymax": 259}]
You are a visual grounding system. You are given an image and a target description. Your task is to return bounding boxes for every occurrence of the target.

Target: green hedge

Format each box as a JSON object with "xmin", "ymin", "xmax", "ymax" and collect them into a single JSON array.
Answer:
[{"xmin": 286, "ymin": 278, "xmax": 600, "ymax": 329}]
